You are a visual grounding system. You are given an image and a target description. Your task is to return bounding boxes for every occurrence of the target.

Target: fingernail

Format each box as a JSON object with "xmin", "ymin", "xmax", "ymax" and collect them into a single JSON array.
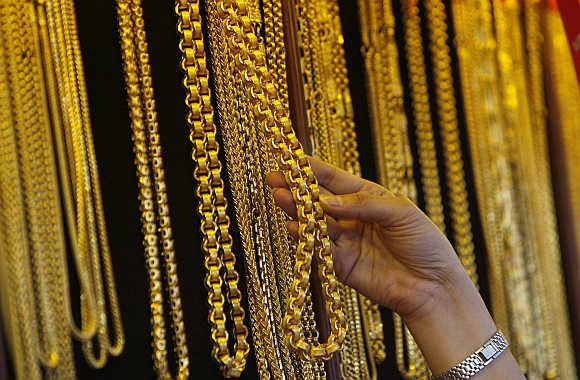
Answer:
[{"xmin": 320, "ymin": 194, "xmax": 341, "ymax": 207}]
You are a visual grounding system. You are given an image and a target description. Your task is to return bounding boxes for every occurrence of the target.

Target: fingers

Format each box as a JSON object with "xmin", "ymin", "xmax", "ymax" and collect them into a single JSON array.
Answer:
[
  {"xmin": 320, "ymin": 192, "xmax": 418, "ymax": 228},
  {"xmin": 308, "ymin": 156, "xmax": 387, "ymax": 195},
  {"xmin": 266, "ymin": 157, "xmax": 388, "ymax": 197},
  {"xmin": 266, "ymin": 171, "xmax": 288, "ymax": 190}
]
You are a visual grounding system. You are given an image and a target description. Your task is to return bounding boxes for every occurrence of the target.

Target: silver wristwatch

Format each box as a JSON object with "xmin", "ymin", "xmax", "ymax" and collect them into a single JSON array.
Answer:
[{"xmin": 432, "ymin": 331, "xmax": 509, "ymax": 380}]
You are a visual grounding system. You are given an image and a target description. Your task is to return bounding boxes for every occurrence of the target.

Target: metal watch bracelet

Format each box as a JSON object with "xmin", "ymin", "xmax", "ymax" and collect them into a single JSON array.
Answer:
[{"xmin": 432, "ymin": 331, "xmax": 509, "ymax": 380}]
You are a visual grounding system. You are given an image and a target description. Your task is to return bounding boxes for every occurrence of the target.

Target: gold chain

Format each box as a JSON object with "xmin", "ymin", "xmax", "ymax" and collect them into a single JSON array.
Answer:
[
  {"xmin": 1, "ymin": 0, "xmax": 123, "ymax": 377},
  {"xmin": 205, "ymin": 2, "xmax": 289, "ymax": 378},
  {"xmin": 42, "ymin": 0, "xmax": 124, "ymax": 367},
  {"xmin": 400, "ymin": 0, "xmax": 446, "ymax": 233},
  {"xmin": 174, "ymin": 1, "xmax": 251, "ymax": 377},
  {"xmin": 451, "ymin": 0, "xmax": 548, "ymax": 377},
  {"xmin": 0, "ymin": 1, "xmax": 75, "ymax": 377},
  {"xmin": 116, "ymin": 0, "xmax": 190, "ymax": 378},
  {"xmin": 296, "ymin": 0, "xmax": 372, "ymax": 377},
  {"xmin": 261, "ymin": 1, "xmax": 329, "ymax": 377},
  {"xmin": 423, "ymin": 0, "xmax": 478, "ymax": 286}
]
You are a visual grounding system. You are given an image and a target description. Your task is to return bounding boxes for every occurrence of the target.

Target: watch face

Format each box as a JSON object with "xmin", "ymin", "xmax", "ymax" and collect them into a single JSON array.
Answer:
[{"xmin": 479, "ymin": 344, "xmax": 498, "ymax": 361}]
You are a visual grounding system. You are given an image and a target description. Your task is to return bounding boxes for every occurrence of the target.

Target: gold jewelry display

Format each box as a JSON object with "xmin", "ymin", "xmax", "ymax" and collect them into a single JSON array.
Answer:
[
  {"xmin": 116, "ymin": 0, "xmax": 189, "ymax": 378},
  {"xmin": 209, "ymin": 0, "xmax": 348, "ymax": 363},
  {"xmin": 0, "ymin": 0, "xmax": 124, "ymax": 379}
]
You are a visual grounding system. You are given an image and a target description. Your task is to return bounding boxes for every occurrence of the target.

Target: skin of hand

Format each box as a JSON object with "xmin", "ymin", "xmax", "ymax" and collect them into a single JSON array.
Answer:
[{"xmin": 266, "ymin": 156, "xmax": 524, "ymax": 378}]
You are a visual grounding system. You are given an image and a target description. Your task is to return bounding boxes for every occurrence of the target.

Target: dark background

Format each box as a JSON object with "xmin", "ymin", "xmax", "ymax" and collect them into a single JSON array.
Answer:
[{"xmin": 7, "ymin": 0, "xmax": 490, "ymax": 378}]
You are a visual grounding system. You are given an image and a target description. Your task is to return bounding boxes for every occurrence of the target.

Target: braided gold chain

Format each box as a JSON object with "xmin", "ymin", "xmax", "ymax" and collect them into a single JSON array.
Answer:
[
  {"xmin": 214, "ymin": 0, "xmax": 347, "ymax": 361},
  {"xmin": 400, "ymin": 0, "xmax": 446, "ymax": 234},
  {"xmin": 116, "ymin": 0, "xmax": 190, "ymax": 378},
  {"xmin": 423, "ymin": 0, "xmax": 478, "ymax": 285}
]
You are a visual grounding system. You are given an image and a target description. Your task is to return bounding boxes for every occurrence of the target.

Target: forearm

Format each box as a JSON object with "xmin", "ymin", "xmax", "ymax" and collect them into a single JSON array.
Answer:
[{"xmin": 403, "ymin": 264, "xmax": 524, "ymax": 379}]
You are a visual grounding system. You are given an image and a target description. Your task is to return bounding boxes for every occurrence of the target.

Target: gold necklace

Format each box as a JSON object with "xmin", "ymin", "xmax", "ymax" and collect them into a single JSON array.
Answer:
[
  {"xmin": 542, "ymin": 10, "xmax": 580, "ymax": 376},
  {"xmin": 116, "ymin": 0, "xmax": 189, "ymax": 378},
  {"xmin": 522, "ymin": 1, "xmax": 576, "ymax": 376},
  {"xmin": 41, "ymin": 0, "xmax": 124, "ymax": 366},
  {"xmin": 1, "ymin": 1, "xmax": 75, "ymax": 377},
  {"xmin": 1, "ymin": 0, "xmax": 124, "ymax": 377}
]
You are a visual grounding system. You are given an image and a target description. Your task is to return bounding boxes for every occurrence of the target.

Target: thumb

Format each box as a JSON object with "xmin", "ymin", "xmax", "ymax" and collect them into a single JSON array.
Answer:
[{"xmin": 320, "ymin": 192, "xmax": 417, "ymax": 227}]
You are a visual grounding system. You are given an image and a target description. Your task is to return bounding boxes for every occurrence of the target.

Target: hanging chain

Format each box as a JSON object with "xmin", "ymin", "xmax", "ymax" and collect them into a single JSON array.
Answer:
[
  {"xmin": 175, "ymin": 0, "xmax": 251, "ymax": 377},
  {"xmin": 116, "ymin": 0, "xmax": 190, "ymax": 378}
]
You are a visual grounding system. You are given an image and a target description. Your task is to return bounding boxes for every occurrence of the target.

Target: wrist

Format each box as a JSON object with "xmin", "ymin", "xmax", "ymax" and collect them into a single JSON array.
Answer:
[{"xmin": 403, "ymin": 263, "xmax": 497, "ymax": 375}]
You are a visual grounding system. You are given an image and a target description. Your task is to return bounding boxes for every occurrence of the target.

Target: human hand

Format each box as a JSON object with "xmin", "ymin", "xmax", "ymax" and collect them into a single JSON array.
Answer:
[{"xmin": 266, "ymin": 156, "xmax": 464, "ymax": 321}]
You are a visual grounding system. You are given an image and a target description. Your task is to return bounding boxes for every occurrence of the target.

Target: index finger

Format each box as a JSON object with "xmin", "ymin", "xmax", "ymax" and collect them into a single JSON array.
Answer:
[{"xmin": 308, "ymin": 156, "xmax": 387, "ymax": 196}]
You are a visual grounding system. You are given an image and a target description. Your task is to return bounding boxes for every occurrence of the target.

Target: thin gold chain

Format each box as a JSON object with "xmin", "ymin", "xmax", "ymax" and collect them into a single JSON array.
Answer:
[
  {"xmin": 116, "ymin": 0, "xmax": 190, "ymax": 378},
  {"xmin": 451, "ymin": 0, "xmax": 548, "ymax": 377}
]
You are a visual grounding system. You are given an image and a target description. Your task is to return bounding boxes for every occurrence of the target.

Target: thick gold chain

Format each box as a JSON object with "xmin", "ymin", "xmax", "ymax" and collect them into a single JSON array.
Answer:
[
  {"xmin": 213, "ymin": 0, "xmax": 347, "ymax": 361},
  {"xmin": 117, "ymin": 0, "xmax": 190, "ymax": 378},
  {"xmin": 261, "ymin": 2, "xmax": 330, "ymax": 377},
  {"xmin": 205, "ymin": 2, "xmax": 291, "ymax": 378},
  {"xmin": 174, "ymin": 1, "xmax": 251, "ymax": 377}
]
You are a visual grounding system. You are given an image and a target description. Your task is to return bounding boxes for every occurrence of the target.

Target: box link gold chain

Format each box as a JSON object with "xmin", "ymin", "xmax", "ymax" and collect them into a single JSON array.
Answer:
[
  {"xmin": 260, "ymin": 2, "xmax": 329, "ymax": 377},
  {"xmin": 116, "ymin": 0, "xmax": 189, "ymax": 378},
  {"xmin": 175, "ymin": 0, "xmax": 251, "ymax": 377}
]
